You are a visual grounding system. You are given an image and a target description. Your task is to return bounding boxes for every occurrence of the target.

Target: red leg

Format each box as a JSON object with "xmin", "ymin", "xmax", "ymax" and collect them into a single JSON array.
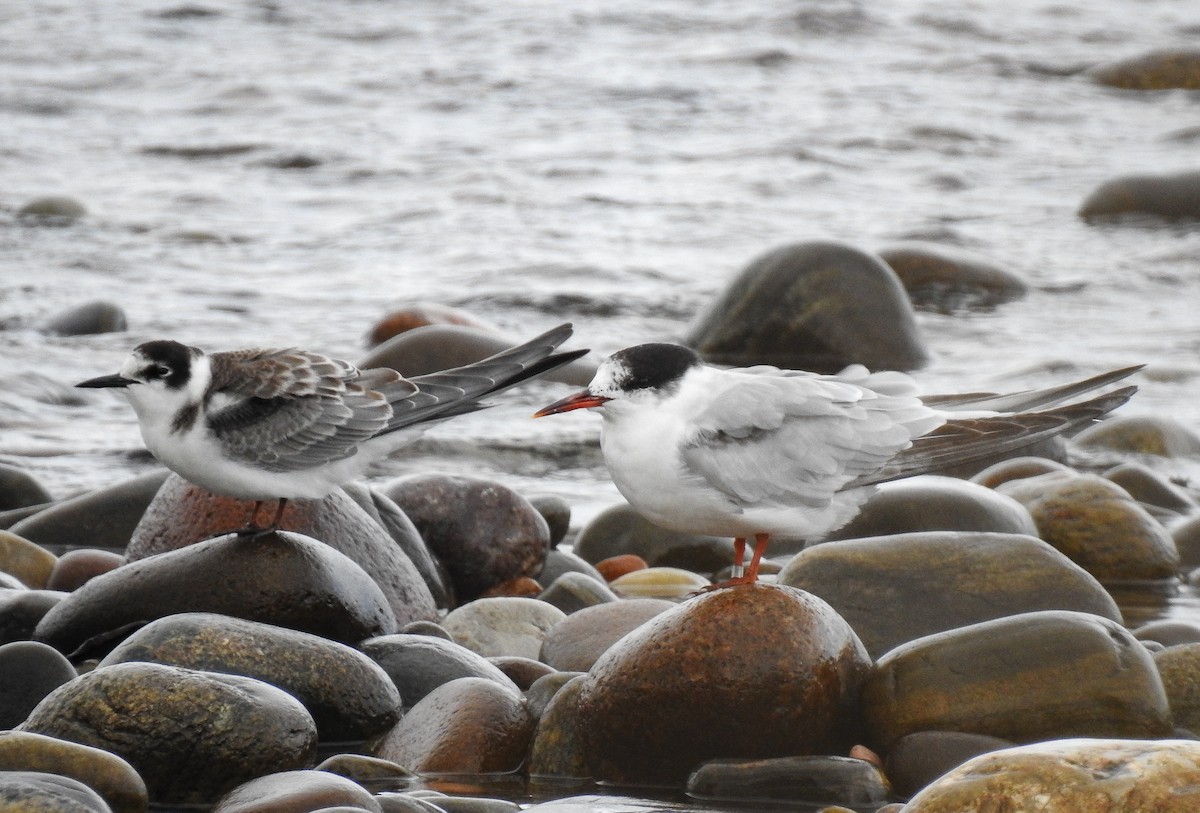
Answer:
[
  {"xmin": 700, "ymin": 533, "xmax": 770, "ymax": 592},
  {"xmin": 730, "ymin": 537, "xmax": 747, "ymax": 579},
  {"xmin": 242, "ymin": 500, "xmax": 265, "ymax": 531},
  {"xmin": 744, "ymin": 533, "xmax": 771, "ymax": 582}
]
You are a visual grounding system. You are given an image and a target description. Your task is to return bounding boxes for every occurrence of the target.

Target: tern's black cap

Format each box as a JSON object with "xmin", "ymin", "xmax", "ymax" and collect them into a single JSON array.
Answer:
[{"xmin": 607, "ymin": 343, "xmax": 701, "ymax": 391}]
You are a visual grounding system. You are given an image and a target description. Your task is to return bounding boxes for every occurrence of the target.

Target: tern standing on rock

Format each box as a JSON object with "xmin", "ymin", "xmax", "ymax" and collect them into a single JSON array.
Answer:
[
  {"xmin": 535, "ymin": 342, "xmax": 1140, "ymax": 589},
  {"xmin": 77, "ymin": 323, "xmax": 588, "ymax": 532}
]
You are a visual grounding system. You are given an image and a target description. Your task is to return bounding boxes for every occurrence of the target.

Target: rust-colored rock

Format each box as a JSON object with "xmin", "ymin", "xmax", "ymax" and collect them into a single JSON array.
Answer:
[
  {"xmin": 594, "ymin": 554, "xmax": 647, "ymax": 582},
  {"xmin": 576, "ymin": 584, "xmax": 870, "ymax": 786}
]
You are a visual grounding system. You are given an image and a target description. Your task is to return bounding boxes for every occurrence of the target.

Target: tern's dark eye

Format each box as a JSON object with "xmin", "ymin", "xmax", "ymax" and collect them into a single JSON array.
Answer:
[{"xmin": 146, "ymin": 364, "xmax": 171, "ymax": 380}]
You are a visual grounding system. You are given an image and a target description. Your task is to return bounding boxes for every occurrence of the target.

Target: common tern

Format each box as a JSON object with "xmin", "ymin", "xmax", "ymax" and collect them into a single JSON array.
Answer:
[
  {"xmin": 78, "ymin": 323, "xmax": 587, "ymax": 532},
  {"xmin": 535, "ymin": 342, "xmax": 1139, "ymax": 588}
]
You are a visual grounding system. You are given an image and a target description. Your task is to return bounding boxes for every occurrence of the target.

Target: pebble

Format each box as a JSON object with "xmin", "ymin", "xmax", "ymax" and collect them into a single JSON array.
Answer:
[
  {"xmin": 371, "ymin": 677, "xmax": 534, "ymax": 774},
  {"xmin": 539, "ymin": 598, "xmax": 675, "ymax": 672},
  {"xmin": 572, "ymin": 503, "xmax": 735, "ymax": 573},
  {"xmin": 684, "ymin": 240, "xmax": 929, "ymax": 372},
  {"xmin": 0, "ymin": 530, "xmax": 57, "ymax": 588},
  {"xmin": 863, "ymin": 610, "xmax": 1172, "ymax": 750},
  {"xmin": 441, "ymin": 597, "xmax": 565, "ymax": 660},
  {"xmin": 17, "ymin": 195, "xmax": 87, "ymax": 224},
  {"xmin": 528, "ymin": 675, "xmax": 589, "ymax": 780},
  {"xmin": 0, "ymin": 771, "xmax": 111, "ymax": 813},
  {"xmin": 1134, "ymin": 620, "xmax": 1200, "ymax": 648},
  {"xmin": 127, "ymin": 477, "xmax": 437, "ymax": 626},
  {"xmin": 365, "ymin": 303, "xmax": 498, "ymax": 348},
  {"xmin": 0, "ymin": 641, "xmax": 77, "ymax": 728},
  {"xmin": 0, "ymin": 731, "xmax": 147, "ymax": 813},
  {"xmin": 876, "ymin": 241, "xmax": 1027, "ymax": 312},
  {"xmin": 779, "ymin": 531, "xmax": 1120, "ymax": 658},
  {"xmin": 487, "ymin": 656, "xmax": 555, "ymax": 691},
  {"xmin": 997, "ymin": 472, "xmax": 1180, "ymax": 581},
  {"xmin": 608, "ymin": 566, "xmax": 710, "ymax": 598},
  {"xmin": 44, "ymin": 550, "xmax": 123, "ymax": 593},
  {"xmin": 1074, "ymin": 414, "xmax": 1200, "ymax": 457},
  {"xmin": 535, "ymin": 549, "xmax": 605, "ymax": 589},
  {"xmin": 20, "ymin": 662, "xmax": 317, "ymax": 805},
  {"xmin": 211, "ymin": 770, "xmax": 383, "ymax": 813},
  {"xmin": 34, "ymin": 531, "xmax": 398, "ymax": 658},
  {"xmin": 822, "ymin": 476, "xmax": 1038, "ymax": 541},
  {"xmin": 1087, "ymin": 48, "xmax": 1200, "ymax": 89},
  {"xmin": 1173, "ymin": 515, "xmax": 1200, "ymax": 571},
  {"xmin": 0, "ymin": 463, "xmax": 53, "ymax": 511},
  {"xmin": 98, "ymin": 612, "xmax": 401, "ymax": 743},
  {"xmin": 592, "ymin": 554, "xmax": 647, "ymax": 582},
  {"xmin": 42, "ymin": 301, "xmax": 127, "ymax": 337},
  {"xmin": 577, "ymin": 584, "xmax": 870, "ymax": 787},
  {"xmin": 1153, "ymin": 644, "xmax": 1200, "ymax": 734},
  {"xmin": 314, "ymin": 753, "xmax": 413, "ymax": 785},
  {"xmin": 360, "ymin": 633, "xmax": 518, "ymax": 710},
  {"xmin": 359, "ymin": 324, "xmax": 595, "ymax": 386},
  {"xmin": 383, "ymin": 474, "xmax": 549, "ymax": 603},
  {"xmin": 903, "ymin": 738, "xmax": 1200, "ymax": 812},
  {"xmin": 884, "ymin": 730, "xmax": 1013, "ymax": 799},
  {"xmin": 686, "ymin": 755, "xmax": 890, "ymax": 806},
  {"xmin": 9, "ymin": 471, "xmax": 169, "ymax": 552},
  {"xmin": 536, "ymin": 572, "xmax": 618, "ymax": 615},
  {"xmin": 1104, "ymin": 462, "xmax": 1197, "ymax": 515}
]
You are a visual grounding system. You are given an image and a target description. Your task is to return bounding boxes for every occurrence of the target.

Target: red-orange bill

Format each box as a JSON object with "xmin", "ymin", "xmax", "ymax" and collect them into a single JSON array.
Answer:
[{"xmin": 533, "ymin": 391, "xmax": 610, "ymax": 417}]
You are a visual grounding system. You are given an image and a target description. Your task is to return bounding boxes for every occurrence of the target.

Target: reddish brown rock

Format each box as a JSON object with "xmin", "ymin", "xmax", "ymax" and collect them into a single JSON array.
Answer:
[
  {"xmin": 45, "ymin": 550, "xmax": 124, "ymax": 592},
  {"xmin": 540, "ymin": 598, "xmax": 675, "ymax": 672},
  {"xmin": 576, "ymin": 584, "xmax": 870, "ymax": 786},
  {"xmin": 365, "ymin": 303, "xmax": 496, "ymax": 347},
  {"xmin": 594, "ymin": 554, "xmax": 647, "ymax": 582},
  {"xmin": 212, "ymin": 770, "xmax": 382, "ymax": 813}
]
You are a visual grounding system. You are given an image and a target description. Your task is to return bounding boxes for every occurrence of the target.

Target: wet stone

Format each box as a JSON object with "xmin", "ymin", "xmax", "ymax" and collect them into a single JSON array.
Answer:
[
  {"xmin": 862, "ymin": 610, "xmax": 1172, "ymax": 750},
  {"xmin": 903, "ymin": 738, "xmax": 1200, "ymax": 813},
  {"xmin": 876, "ymin": 241, "xmax": 1027, "ymax": 313},
  {"xmin": 573, "ymin": 503, "xmax": 738, "ymax": 573},
  {"xmin": 487, "ymin": 656, "xmax": 555, "ymax": 691},
  {"xmin": 9, "ymin": 471, "xmax": 170, "ymax": 553},
  {"xmin": 0, "ymin": 771, "xmax": 111, "ymax": 813},
  {"xmin": 361, "ymin": 633, "xmax": 518, "ymax": 710},
  {"xmin": 42, "ymin": 301, "xmax": 127, "ymax": 337},
  {"xmin": 0, "ymin": 532, "xmax": 56, "ymax": 589},
  {"xmin": 1074, "ymin": 414, "xmax": 1200, "ymax": 457},
  {"xmin": 822, "ymin": 476, "xmax": 1037, "ymax": 542},
  {"xmin": 441, "ymin": 597, "xmax": 565, "ymax": 660},
  {"xmin": 527, "ymin": 495, "xmax": 571, "ymax": 548},
  {"xmin": 383, "ymin": 474, "xmax": 549, "ymax": 603},
  {"xmin": 127, "ymin": 477, "xmax": 437, "ymax": 627},
  {"xmin": 44, "ymin": 551, "xmax": 123, "ymax": 593},
  {"xmin": 34, "ymin": 531, "xmax": 398, "ymax": 658},
  {"xmin": 539, "ymin": 598, "xmax": 675, "ymax": 673},
  {"xmin": 314, "ymin": 753, "xmax": 413, "ymax": 785},
  {"xmin": 1153, "ymin": 644, "xmax": 1200, "ymax": 734},
  {"xmin": 0, "ymin": 591, "xmax": 65, "ymax": 646},
  {"xmin": 685, "ymin": 240, "xmax": 928, "ymax": 372},
  {"xmin": 536, "ymin": 572, "xmax": 618, "ymax": 615},
  {"xmin": 99, "ymin": 612, "xmax": 401, "ymax": 743},
  {"xmin": 592, "ymin": 554, "xmax": 647, "ymax": 583},
  {"xmin": 884, "ymin": 730, "xmax": 1013, "ymax": 799},
  {"xmin": 577, "ymin": 584, "xmax": 870, "ymax": 787},
  {"xmin": 1087, "ymin": 48, "xmax": 1200, "ymax": 90},
  {"xmin": 528, "ymin": 674, "xmax": 589, "ymax": 780},
  {"xmin": 525, "ymin": 671, "xmax": 583, "ymax": 721},
  {"xmin": 371, "ymin": 677, "xmax": 534, "ymax": 775},
  {"xmin": 686, "ymin": 755, "xmax": 890, "ymax": 806},
  {"xmin": 997, "ymin": 472, "xmax": 1179, "ymax": 581},
  {"xmin": 212, "ymin": 770, "xmax": 383, "ymax": 813},
  {"xmin": 20, "ymin": 662, "xmax": 317, "ymax": 805},
  {"xmin": 0, "ymin": 466, "xmax": 52, "ymax": 513},
  {"xmin": 0, "ymin": 641, "xmax": 77, "ymax": 728},
  {"xmin": 0, "ymin": 731, "xmax": 147, "ymax": 813},
  {"xmin": 779, "ymin": 531, "xmax": 1121, "ymax": 658}
]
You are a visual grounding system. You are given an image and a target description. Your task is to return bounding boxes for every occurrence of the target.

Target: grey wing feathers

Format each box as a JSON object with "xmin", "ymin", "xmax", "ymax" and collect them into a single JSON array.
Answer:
[
  {"xmin": 922, "ymin": 365, "xmax": 1143, "ymax": 413},
  {"xmin": 846, "ymin": 385, "xmax": 1137, "ymax": 489},
  {"xmin": 681, "ymin": 375, "xmax": 938, "ymax": 510},
  {"xmin": 382, "ymin": 322, "xmax": 587, "ymax": 433}
]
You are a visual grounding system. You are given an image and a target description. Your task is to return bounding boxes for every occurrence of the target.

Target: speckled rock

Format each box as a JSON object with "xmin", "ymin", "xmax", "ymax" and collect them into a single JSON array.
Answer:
[
  {"xmin": 361, "ymin": 633, "xmax": 518, "ymax": 710},
  {"xmin": 0, "ymin": 771, "xmax": 111, "ymax": 813},
  {"xmin": 902, "ymin": 738, "xmax": 1200, "ymax": 812},
  {"xmin": 687, "ymin": 755, "xmax": 890, "ymax": 806},
  {"xmin": 997, "ymin": 473, "xmax": 1179, "ymax": 581},
  {"xmin": 0, "ymin": 464, "xmax": 53, "ymax": 512},
  {"xmin": 1088, "ymin": 49, "xmax": 1200, "ymax": 90},
  {"xmin": 212, "ymin": 770, "xmax": 382, "ymax": 813},
  {"xmin": 359, "ymin": 324, "xmax": 595, "ymax": 386},
  {"xmin": 0, "ymin": 732, "xmax": 147, "ymax": 813},
  {"xmin": 822, "ymin": 476, "xmax": 1037, "ymax": 542},
  {"xmin": 876, "ymin": 241, "xmax": 1027, "ymax": 312},
  {"xmin": 863, "ymin": 610, "xmax": 1171, "ymax": 750},
  {"xmin": 441, "ymin": 597, "xmax": 565, "ymax": 660},
  {"xmin": 44, "ymin": 551, "xmax": 123, "ymax": 593},
  {"xmin": 383, "ymin": 475, "xmax": 548, "ymax": 603},
  {"xmin": 539, "ymin": 598, "xmax": 675, "ymax": 672},
  {"xmin": 0, "ymin": 642, "xmax": 77, "ymax": 728},
  {"xmin": 371, "ymin": 677, "xmax": 534, "ymax": 774},
  {"xmin": 572, "ymin": 503, "xmax": 737, "ymax": 573},
  {"xmin": 43, "ymin": 302, "xmax": 127, "ymax": 337},
  {"xmin": 528, "ymin": 675, "xmax": 589, "ymax": 780},
  {"xmin": 1075, "ymin": 414, "xmax": 1200, "ymax": 457},
  {"xmin": 0, "ymin": 532, "xmax": 56, "ymax": 589},
  {"xmin": 20, "ymin": 662, "xmax": 317, "ymax": 805},
  {"xmin": 1153, "ymin": 644, "xmax": 1200, "ymax": 734},
  {"xmin": 685, "ymin": 240, "xmax": 928, "ymax": 372},
  {"xmin": 577, "ymin": 584, "xmax": 870, "ymax": 787},
  {"xmin": 885, "ymin": 730, "xmax": 1013, "ymax": 799},
  {"xmin": 9, "ymin": 471, "xmax": 169, "ymax": 553},
  {"xmin": 779, "ymin": 532, "xmax": 1121, "ymax": 658},
  {"xmin": 536, "ymin": 572, "xmax": 618, "ymax": 615},
  {"xmin": 99, "ymin": 613, "xmax": 401, "ymax": 743},
  {"xmin": 0, "ymin": 591, "xmax": 65, "ymax": 646},
  {"xmin": 127, "ymin": 476, "xmax": 437, "ymax": 626},
  {"xmin": 34, "ymin": 531, "xmax": 397, "ymax": 658}
]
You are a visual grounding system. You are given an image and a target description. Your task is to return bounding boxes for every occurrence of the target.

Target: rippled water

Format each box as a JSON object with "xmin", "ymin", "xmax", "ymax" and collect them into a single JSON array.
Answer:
[{"xmin": 2, "ymin": 2, "xmax": 1199, "ymax": 600}]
